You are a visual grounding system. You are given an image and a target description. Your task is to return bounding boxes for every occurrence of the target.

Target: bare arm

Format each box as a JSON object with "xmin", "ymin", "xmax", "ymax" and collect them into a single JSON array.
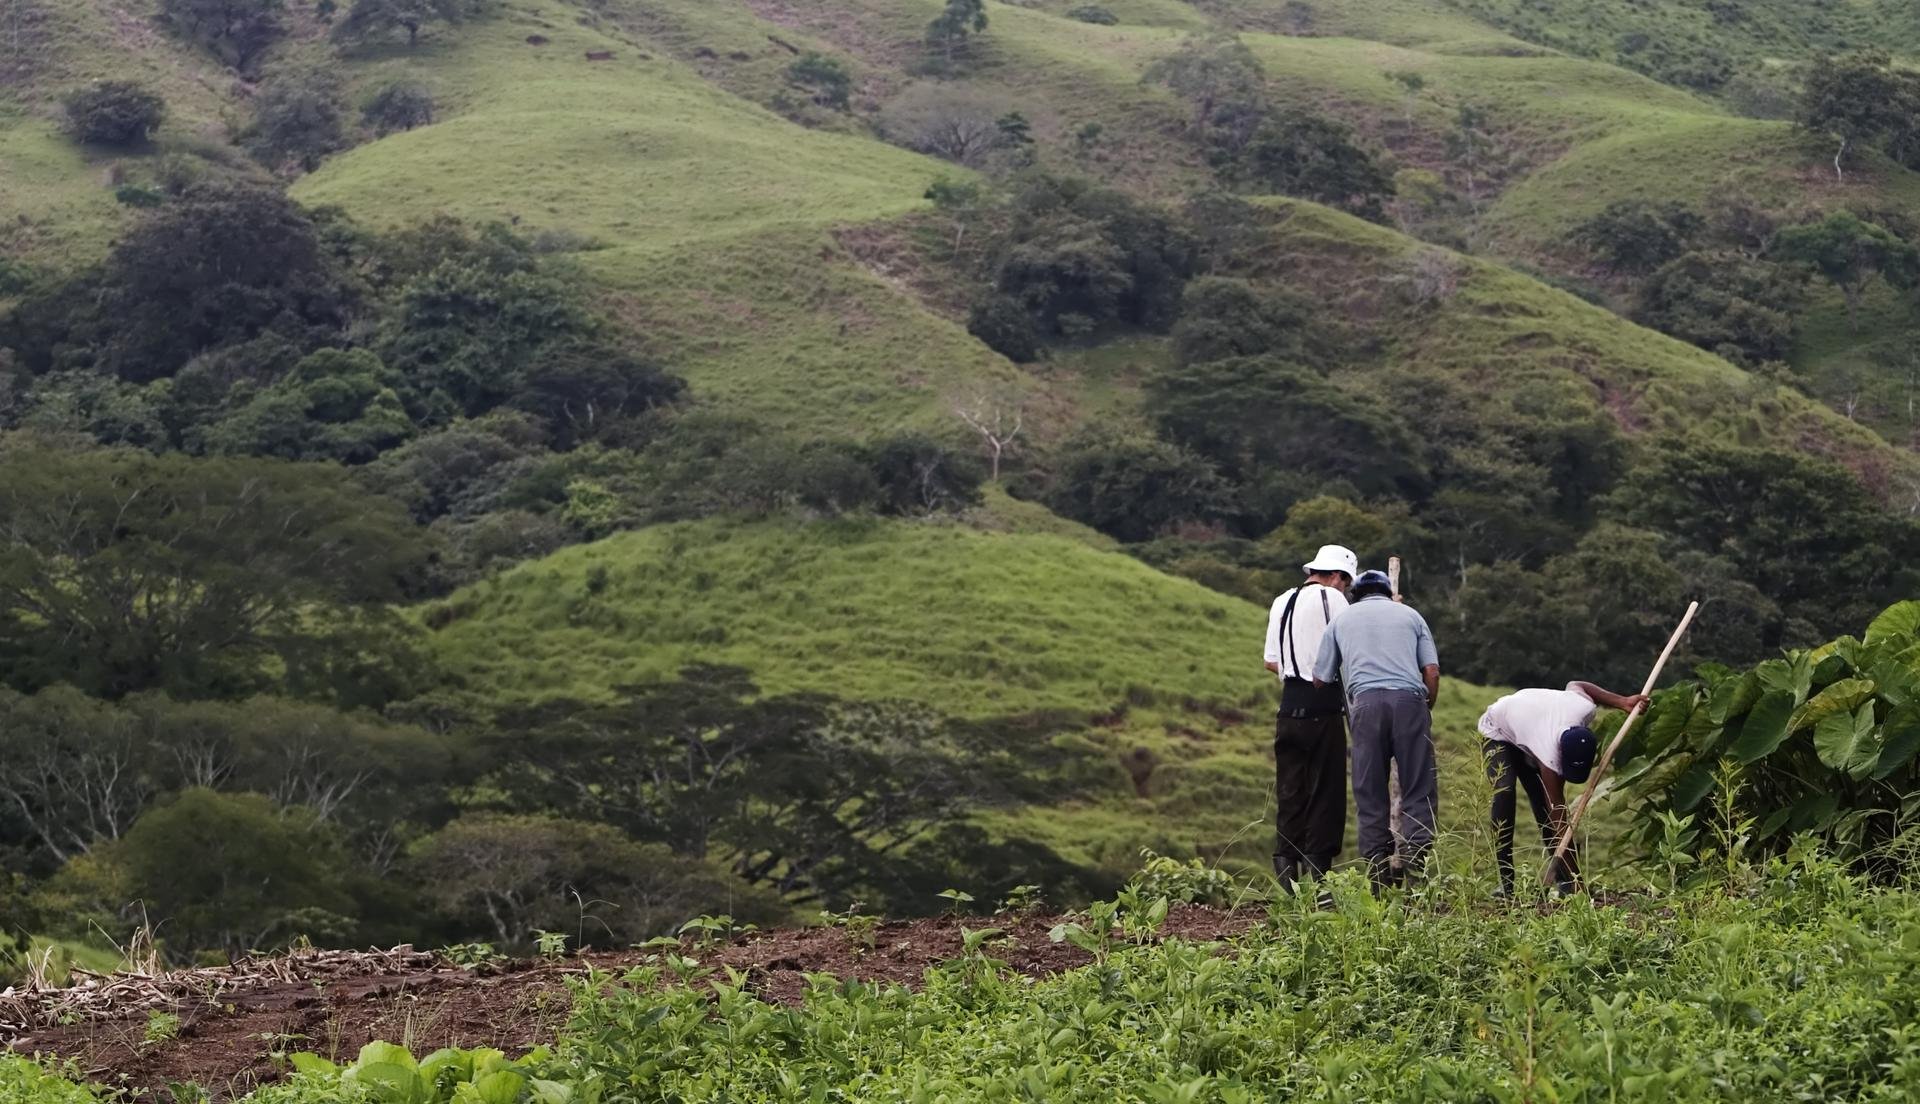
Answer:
[
  {"xmin": 1422, "ymin": 664, "xmax": 1440, "ymax": 709},
  {"xmin": 1571, "ymin": 682, "xmax": 1649, "ymax": 714},
  {"xmin": 1265, "ymin": 661, "xmax": 1280, "ymax": 674}
]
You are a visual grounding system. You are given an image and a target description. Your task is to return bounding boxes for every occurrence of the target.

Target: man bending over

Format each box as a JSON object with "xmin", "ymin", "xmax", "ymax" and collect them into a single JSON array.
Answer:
[{"xmin": 1477, "ymin": 681, "xmax": 1647, "ymax": 896}]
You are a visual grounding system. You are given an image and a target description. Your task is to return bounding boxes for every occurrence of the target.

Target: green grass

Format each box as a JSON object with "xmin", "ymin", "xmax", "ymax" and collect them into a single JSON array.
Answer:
[
  {"xmin": 423, "ymin": 515, "xmax": 1263, "ymax": 715},
  {"xmin": 0, "ymin": 121, "xmax": 125, "ymax": 267},
  {"xmin": 590, "ymin": 228, "xmax": 1035, "ymax": 435},
  {"xmin": 296, "ymin": 3, "xmax": 942, "ymax": 251}
]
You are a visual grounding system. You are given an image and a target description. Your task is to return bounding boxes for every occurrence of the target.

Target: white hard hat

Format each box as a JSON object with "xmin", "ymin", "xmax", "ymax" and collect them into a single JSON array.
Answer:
[{"xmin": 1303, "ymin": 544, "xmax": 1358, "ymax": 578}]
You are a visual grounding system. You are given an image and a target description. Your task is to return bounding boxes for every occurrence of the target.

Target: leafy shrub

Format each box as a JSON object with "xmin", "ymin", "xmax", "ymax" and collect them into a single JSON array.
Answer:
[
  {"xmin": 787, "ymin": 52, "xmax": 852, "ymax": 110},
  {"xmin": 865, "ymin": 433, "xmax": 986, "ymax": 515},
  {"xmin": 966, "ymin": 294, "xmax": 1041, "ymax": 362},
  {"xmin": 1044, "ymin": 433, "xmax": 1232, "ymax": 543},
  {"xmin": 1149, "ymin": 354, "xmax": 1428, "ymax": 531},
  {"xmin": 1636, "ymin": 250, "xmax": 1802, "ymax": 365},
  {"xmin": 1615, "ymin": 601, "xmax": 1920, "ymax": 864},
  {"xmin": 1232, "ymin": 114, "xmax": 1395, "ymax": 220},
  {"xmin": 245, "ymin": 67, "xmax": 347, "ymax": 172},
  {"xmin": 62, "ymin": 82, "xmax": 165, "ymax": 145},
  {"xmin": 984, "ymin": 174, "xmax": 1196, "ymax": 341},
  {"xmin": 1572, "ymin": 199, "xmax": 1702, "ymax": 274},
  {"xmin": 361, "ymin": 80, "xmax": 436, "ymax": 135},
  {"xmin": 1066, "ymin": 4, "xmax": 1117, "ymax": 24},
  {"xmin": 1168, "ymin": 276, "xmax": 1320, "ymax": 367}
]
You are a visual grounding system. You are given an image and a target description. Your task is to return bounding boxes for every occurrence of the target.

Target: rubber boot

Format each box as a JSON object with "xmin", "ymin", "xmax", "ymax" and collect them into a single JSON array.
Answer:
[
  {"xmin": 1367, "ymin": 855, "xmax": 1401, "ymax": 895},
  {"xmin": 1272, "ymin": 854, "xmax": 1300, "ymax": 894}
]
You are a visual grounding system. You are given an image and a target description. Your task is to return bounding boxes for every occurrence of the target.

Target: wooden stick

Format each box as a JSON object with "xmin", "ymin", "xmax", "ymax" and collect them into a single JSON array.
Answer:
[
  {"xmin": 1542, "ymin": 601, "xmax": 1699, "ymax": 886},
  {"xmin": 1388, "ymin": 556, "xmax": 1402, "ymax": 599}
]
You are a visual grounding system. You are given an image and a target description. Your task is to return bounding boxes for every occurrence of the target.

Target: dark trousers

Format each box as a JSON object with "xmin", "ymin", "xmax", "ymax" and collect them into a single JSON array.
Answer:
[
  {"xmin": 1349, "ymin": 689, "xmax": 1437, "ymax": 887},
  {"xmin": 1484, "ymin": 739, "xmax": 1578, "ymax": 892},
  {"xmin": 1273, "ymin": 711, "xmax": 1346, "ymax": 885}
]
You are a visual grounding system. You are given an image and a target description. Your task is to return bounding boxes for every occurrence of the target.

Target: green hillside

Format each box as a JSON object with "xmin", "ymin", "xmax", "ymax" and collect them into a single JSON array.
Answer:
[{"xmin": 423, "ymin": 516, "xmax": 1518, "ymax": 876}]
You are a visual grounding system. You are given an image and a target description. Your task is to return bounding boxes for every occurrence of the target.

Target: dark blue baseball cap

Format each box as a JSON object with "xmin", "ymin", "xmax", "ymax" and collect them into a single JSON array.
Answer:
[{"xmin": 1559, "ymin": 725, "xmax": 1598, "ymax": 783}]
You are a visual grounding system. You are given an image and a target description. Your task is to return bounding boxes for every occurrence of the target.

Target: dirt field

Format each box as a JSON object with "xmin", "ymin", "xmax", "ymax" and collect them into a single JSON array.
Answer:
[{"xmin": 4, "ymin": 906, "xmax": 1262, "ymax": 1099}]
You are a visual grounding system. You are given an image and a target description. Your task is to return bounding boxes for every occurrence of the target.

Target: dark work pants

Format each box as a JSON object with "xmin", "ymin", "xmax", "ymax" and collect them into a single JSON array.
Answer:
[
  {"xmin": 1273, "ymin": 711, "xmax": 1346, "ymax": 884},
  {"xmin": 1349, "ymin": 689, "xmax": 1437, "ymax": 887},
  {"xmin": 1484, "ymin": 739, "xmax": 1578, "ymax": 893}
]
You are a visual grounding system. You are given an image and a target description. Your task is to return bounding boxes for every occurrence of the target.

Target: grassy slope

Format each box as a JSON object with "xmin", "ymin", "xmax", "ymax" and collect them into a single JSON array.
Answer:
[
  {"xmin": 0, "ymin": 0, "xmax": 236, "ymax": 267},
  {"xmin": 420, "ymin": 516, "xmax": 1584, "ymax": 878}
]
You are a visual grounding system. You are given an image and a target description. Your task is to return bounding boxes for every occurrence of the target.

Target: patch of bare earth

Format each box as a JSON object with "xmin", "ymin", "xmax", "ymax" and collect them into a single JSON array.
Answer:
[{"xmin": 4, "ymin": 906, "xmax": 1263, "ymax": 1100}]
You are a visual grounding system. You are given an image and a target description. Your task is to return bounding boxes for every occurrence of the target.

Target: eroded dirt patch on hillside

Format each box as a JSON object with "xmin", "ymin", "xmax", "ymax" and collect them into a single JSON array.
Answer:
[{"xmin": 5, "ymin": 906, "xmax": 1261, "ymax": 1100}]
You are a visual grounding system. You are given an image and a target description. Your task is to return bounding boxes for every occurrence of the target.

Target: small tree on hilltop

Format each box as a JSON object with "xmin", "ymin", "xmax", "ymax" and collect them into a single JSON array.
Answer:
[
  {"xmin": 361, "ymin": 79, "xmax": 436, "ymax": 135},
  {"xmin": 787, "ymin": 52, "xmax": 852, "ymax": 111},
  {"xmin": 1797, "ymin": 51, "xmax": 1907, "ymax": 182},
  {"xmin": 333, "ymin": 0, "xmax": 467, "ymax": 47},
  {"xmin": 927, "ymin": 0, "xmax": 988, "ymax": 64},
  {"xmin": 63, "ymin": 82, "xmax": 166, "ymax": 146}
]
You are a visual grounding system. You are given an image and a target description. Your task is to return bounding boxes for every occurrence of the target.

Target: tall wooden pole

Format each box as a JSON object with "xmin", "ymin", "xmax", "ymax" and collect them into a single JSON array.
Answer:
[{"xmin": 1542, "ymin": 601, "xmax": 1699, "ymax": 886}]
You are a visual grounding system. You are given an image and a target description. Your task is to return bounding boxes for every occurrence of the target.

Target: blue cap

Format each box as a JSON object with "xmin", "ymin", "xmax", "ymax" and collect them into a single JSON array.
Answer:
[
  {"xmin": 1351, "ymin": 569, "xmax": 1393, "ymax": 598},
  {"xmin": 1559, "ymin": 725, "xmax": 1598, "ymax": 783}
]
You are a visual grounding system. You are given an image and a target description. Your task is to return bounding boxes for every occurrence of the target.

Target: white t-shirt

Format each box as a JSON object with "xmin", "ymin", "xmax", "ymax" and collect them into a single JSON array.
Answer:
[
  {"xmin": 1264, "ymin": 583, "xmax": 1348, "ymax": 682},
  {"xmin": 1477, "ymin": 683, "xmax": 1598, "ymax": 775}
]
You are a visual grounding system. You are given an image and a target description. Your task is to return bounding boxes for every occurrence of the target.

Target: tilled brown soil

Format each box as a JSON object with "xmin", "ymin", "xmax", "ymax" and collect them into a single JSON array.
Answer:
[{"xmin": 4, "ymin": 906, "xmax": 1262, "ymax": 1099}]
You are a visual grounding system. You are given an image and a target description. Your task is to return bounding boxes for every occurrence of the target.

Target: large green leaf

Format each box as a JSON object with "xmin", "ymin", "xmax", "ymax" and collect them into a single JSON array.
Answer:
[
  {"xmin": 1727, "ymin": 690, "xmax": 1797, "ymax": 763},
  {"xmin": 1684, "ymin": 701, "xmax": 1724, "ymax": 754},
  {"xmin": 1641, "ymin": 690, "xmax": 1695, "ymax": 755},
  {"xmin": 1866, "ymin": 600, "xmax": 1920, "ymax": 645},
  {"xmin": 1670, "ymin": 760, "xmax": 1718, "ymax": 812},
  {"xmin": 1872, "ymin": 702, "xmax": 1920, "ymax": 780},
  {"xmin": 1788, "ymin": 678, "xmax": 1876, "ymax": 734},
  {"xmin": 1754, "ymin": 653, "xmax": 1814, "ymax": 703},
  {"xmin": 454, "ymin": 1070, "xmax": 526, "ymax": 1104},
  {"xmin": 354, "ymin": 1042, "xmax": 420, "ymax": 1073},
  {"xmin": 1709, "ymin": 672, "xmax": 1761, "ymax": 725},
  {"xmin": 1785, "ymin": 791, "xmax": 1840, "ymax": 835},
  {"xmin": 1810, "ymin": 651, "xmax": 1851, "ymax": 688},
  {"xmin": 1815, "ymin": 703, "xmax": 1882, "ymax": 780},
  {"xmin": 1869, "ymin": 656, "xmax": 1917, "ymax": 708},
  {"xmin": 1619, "ymin": 750, "xmax": 1693, "ymax": 799}
]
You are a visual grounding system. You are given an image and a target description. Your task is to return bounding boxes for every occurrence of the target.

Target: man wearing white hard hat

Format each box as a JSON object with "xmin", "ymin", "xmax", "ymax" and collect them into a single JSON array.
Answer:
[{"xmin": 1262, "ymin": 544, "xmax": 1356, "ymax": 891}]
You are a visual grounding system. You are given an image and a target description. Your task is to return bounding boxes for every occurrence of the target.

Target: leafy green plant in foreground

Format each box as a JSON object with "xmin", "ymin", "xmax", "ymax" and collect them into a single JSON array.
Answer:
[
  {"xmin": 1613, "ymin": 600, "xmax": 1920, "ymax": 862},
  {"xmin": 254, "ymin": 1042, "xmax": 584, "ymax": 1104}
]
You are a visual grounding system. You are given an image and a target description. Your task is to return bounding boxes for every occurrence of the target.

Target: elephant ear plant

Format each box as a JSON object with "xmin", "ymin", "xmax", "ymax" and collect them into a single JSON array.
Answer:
[{"xmin": 1609, "ymin": 600, "xmax": 1920, "ymax": 866}]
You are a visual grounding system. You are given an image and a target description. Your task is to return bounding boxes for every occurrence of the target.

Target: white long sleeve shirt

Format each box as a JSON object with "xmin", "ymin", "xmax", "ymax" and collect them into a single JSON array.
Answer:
[{"xmin": 1264, "ymin": 582, "xmax": 1348, "ymax": 682}]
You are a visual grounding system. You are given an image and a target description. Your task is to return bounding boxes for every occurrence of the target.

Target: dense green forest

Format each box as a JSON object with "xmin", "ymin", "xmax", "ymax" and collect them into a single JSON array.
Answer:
[{"xmin": 5, "ymin": 0, "xmax": 1920, "ymax": 977}]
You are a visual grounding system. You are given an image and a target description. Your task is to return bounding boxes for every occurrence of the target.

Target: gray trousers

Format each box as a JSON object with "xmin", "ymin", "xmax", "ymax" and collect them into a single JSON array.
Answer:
[{"xmin": 1349, "ymin": 689, "xmax": 1438, "ymax": 883}]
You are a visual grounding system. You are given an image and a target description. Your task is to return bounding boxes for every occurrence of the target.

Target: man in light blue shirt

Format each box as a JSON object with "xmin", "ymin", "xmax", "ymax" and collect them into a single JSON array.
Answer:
[{"xmin": 1313, "ymin": 569, "xmax": 1441, "ymax": 890}]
